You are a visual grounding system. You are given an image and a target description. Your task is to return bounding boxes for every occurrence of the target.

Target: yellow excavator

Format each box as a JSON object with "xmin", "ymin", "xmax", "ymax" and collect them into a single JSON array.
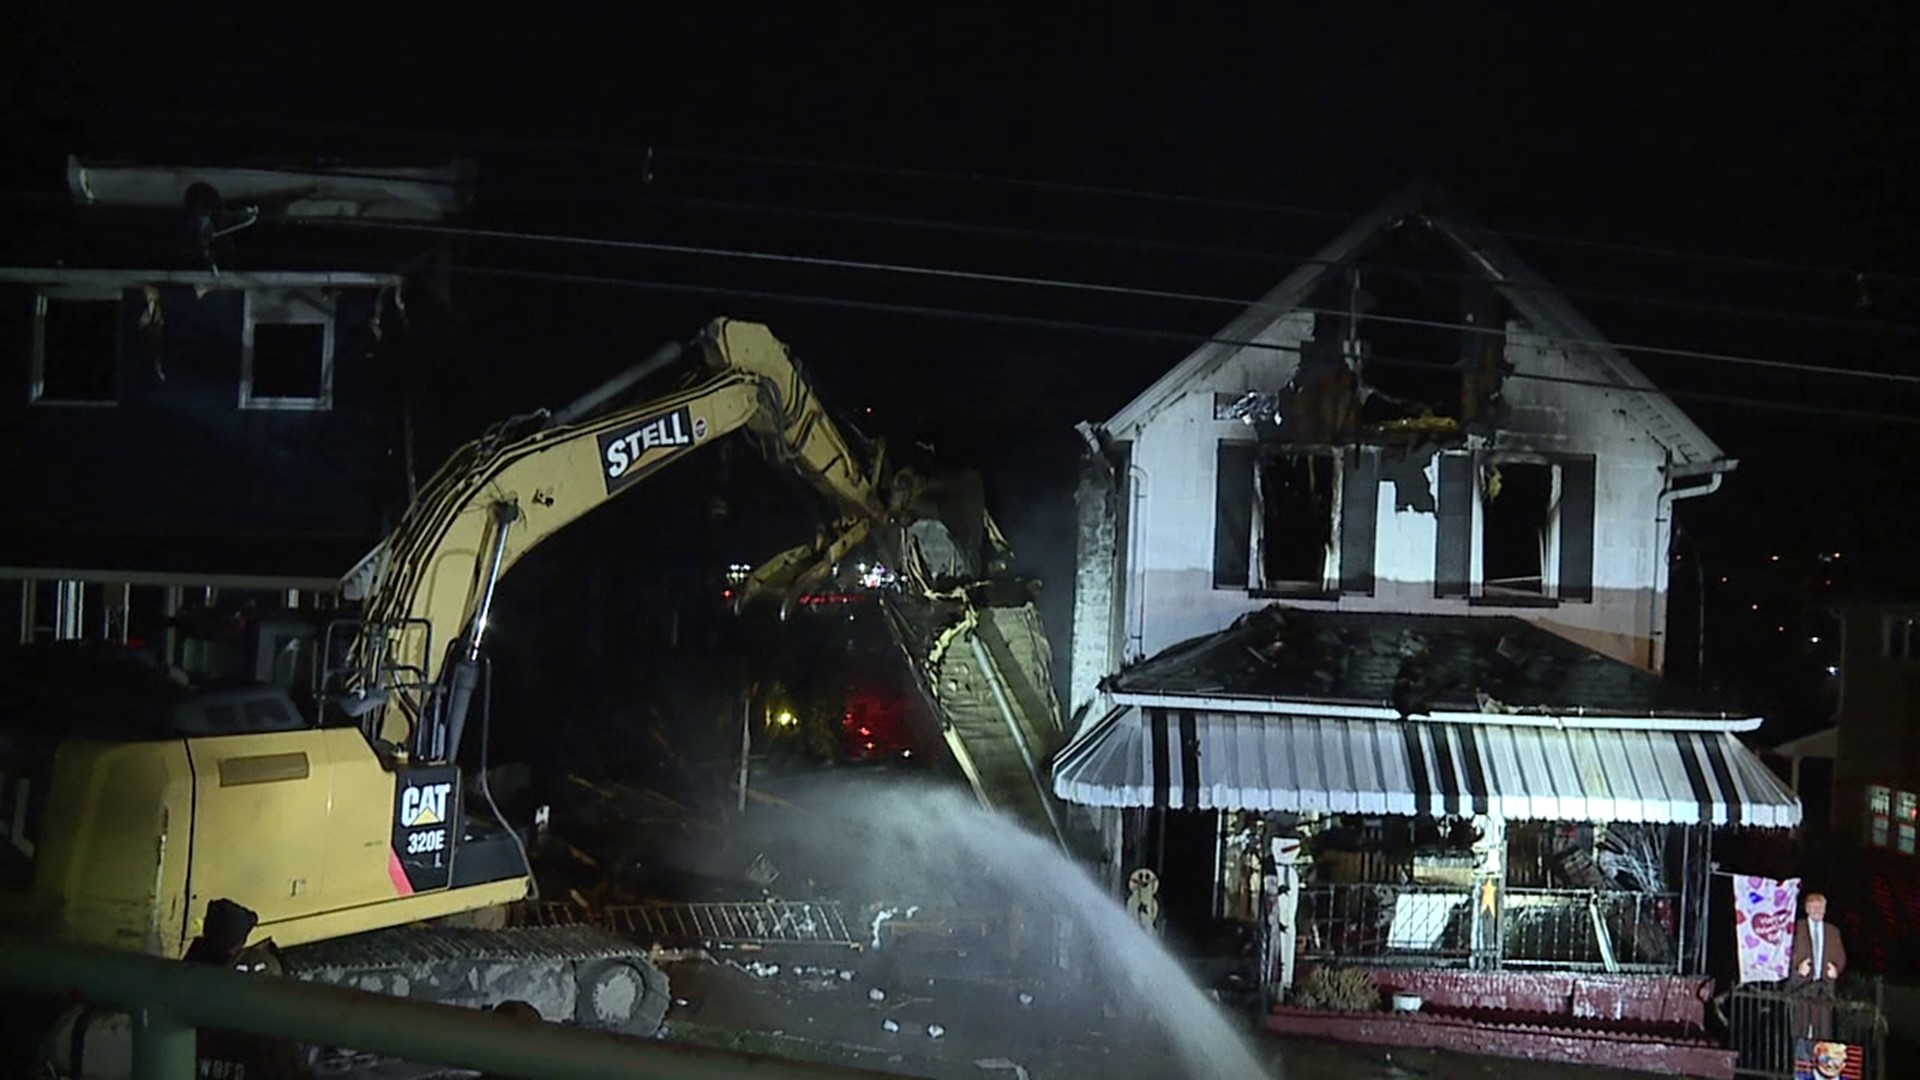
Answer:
[{"xmin": 0, "ymin": 318, "xmax": 959, "ymax": 1044}]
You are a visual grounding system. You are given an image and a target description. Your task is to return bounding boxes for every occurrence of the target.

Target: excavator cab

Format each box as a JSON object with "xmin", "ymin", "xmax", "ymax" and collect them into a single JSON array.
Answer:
[{"xmin": 165, "ymin": 601, "xmax": 329, "ymax": 713}]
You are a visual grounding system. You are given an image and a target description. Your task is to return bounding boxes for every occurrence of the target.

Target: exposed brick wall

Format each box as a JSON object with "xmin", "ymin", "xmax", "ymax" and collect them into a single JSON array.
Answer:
[{"xmin": 1068, "ymin": 446, "xmax": 1119, "ymax": 727}]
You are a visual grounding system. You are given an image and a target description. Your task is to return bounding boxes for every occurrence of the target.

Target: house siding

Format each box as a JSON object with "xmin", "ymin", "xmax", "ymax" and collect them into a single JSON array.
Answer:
[
  {"xmin": 1073, "ymin": 318, "xmax": 1694, "ymax": 722},
  {"xmin": 0, "ymin": 282, "xmax": 393, "ymax": 547}
]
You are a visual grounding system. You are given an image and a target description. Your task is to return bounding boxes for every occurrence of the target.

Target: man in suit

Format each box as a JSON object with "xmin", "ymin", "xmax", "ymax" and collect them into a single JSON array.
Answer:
[{"xmin": 1789, "ymin": 891, "xmax": 1847, "ymax": 1039}]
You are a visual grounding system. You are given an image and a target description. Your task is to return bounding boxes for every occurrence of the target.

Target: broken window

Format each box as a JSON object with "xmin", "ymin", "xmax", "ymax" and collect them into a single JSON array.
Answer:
[
  {"xmin": 1480, "ymin": 461, "xmax": 1555, "ymax": 595},
  {"xmin": 32, "ymin": 294, "xmax": 121, "ymax": 404},
  {"xmin": 1435, "ymin": 452, "xmax": 1595, "ymax": 602},
  {"xmin": 1254, "ymin": 451, "xmax": 1338, "ymax": 592},
  {"xmin": 242, "ymin": 289, "xmax": 333, "ymax": 410},
  {"xmin": 1215, "ymin": 443, "xmax": 1378, "ymax": 595}
]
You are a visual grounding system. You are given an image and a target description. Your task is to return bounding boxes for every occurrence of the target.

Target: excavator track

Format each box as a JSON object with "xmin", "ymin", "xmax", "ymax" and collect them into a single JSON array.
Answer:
[{"xmin": 282, "ymin": 924, "xmax": 671, "ymax": 1038}]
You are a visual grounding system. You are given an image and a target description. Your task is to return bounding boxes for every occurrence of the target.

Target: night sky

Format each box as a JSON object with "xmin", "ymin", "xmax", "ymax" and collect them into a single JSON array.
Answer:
[{"xmin": 5, "ymin": 8, "xmax": 1917, "ymax": 737}]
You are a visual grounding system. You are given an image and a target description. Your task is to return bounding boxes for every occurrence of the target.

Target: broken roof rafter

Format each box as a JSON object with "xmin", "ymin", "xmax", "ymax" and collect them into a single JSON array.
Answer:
[{"xmin": 1101, "ymin": 183, "xmax": 1728, "ymax": 467}]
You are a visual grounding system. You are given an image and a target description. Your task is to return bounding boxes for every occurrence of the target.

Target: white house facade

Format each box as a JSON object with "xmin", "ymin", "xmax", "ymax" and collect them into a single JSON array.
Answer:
[{"xmin": 1068, "ymin": 185, "xmax": 1736, "ymax": 728}]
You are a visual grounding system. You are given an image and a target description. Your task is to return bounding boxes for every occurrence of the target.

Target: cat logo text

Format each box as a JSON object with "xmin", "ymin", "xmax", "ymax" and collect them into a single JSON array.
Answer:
[{"xmin": 400, "ymin": 782, "xmax": 452, "ymax": 828}]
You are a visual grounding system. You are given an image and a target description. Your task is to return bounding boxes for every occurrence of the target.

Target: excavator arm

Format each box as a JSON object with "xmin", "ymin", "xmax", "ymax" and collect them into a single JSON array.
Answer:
[
  {"xmin": 342, "ymin": 318, "xmax": 892, "ymax": 758},
  {"xmin": 337, "ymin": 314, "xmax": 1073, "ymax": 850}
]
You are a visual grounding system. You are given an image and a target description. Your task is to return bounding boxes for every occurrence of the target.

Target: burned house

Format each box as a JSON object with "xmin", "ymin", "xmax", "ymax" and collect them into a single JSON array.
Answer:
[{"xmin": 1052, "ymin": 185, "xmax": 1798, "ymax": 1062}]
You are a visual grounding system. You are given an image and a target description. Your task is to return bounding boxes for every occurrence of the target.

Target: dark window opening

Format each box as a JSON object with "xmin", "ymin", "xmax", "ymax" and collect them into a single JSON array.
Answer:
[
  {"xmin": 250, "ymin": 322, "xmax": 326, "ymax": 400},
  {"xmin": 1481, "ymin": 461, "xmax": 1553, "ymax": 594},
  {"xmin": 36, "ymin": 297, "xmax": 120, "ymax": 402},
  {"xmin": 1258, "ymin": 453, "xmax": 1337, "ymax": 589}
]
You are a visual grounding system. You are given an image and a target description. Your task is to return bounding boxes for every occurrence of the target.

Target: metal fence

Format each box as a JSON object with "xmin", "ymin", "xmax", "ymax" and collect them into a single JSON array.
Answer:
[
  {"xmin": 1723, "ymin": 979, "xmax": 1886, "ymax": 1080},
  {"xmin": 529, "ymin": 899, "xmax": 861, "ymax": 948},
  {"xmin": 1502, "ymin": 887, "xmax": 1679, "ymax": 972},
  {"xmin": 1296, "ymin": 883, "xmax": 1681, "ymax": 972},
  {"xmin": 1297, "ymin": 883, "xmax": 1474, "ymax": 963}
]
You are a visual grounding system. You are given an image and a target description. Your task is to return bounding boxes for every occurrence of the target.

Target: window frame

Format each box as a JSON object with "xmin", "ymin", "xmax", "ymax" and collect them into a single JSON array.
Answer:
[
  {"xmin": 1249, "ymin": 445, "xmax": 1344, "ymax": 596},
  {"xmin": 29, "ymin": 289, "xmax": 123, "ymax": 407},
  {"xmin": 1471, "ymin": 453, "xmax": 1565, "ymax": 603},
  {"xmin": 240, "ymin": 289, "xmax": 336, "ymax": 412}
]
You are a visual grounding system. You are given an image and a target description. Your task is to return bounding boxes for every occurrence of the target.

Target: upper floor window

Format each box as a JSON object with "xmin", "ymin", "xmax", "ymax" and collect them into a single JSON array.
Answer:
[
  {"xmin": 30, "ymin": 292, "xmax": 121, "ymax": 405},
  {"xmin": 1255, "ymin": 450, "xmax": 1340, "ymax": 592},
  {"xmin": 241, "ymin": 290, "xmax": 334, "ymax": 411},
  {"xmin": 1436, "ymin": 451, "xmax": 1597, "ymax": 604},
  {"xmin": 1883, "ymin": 617, "xmax": 1920, "ymax": 660},
  {"xmin": 1214, "ymin": 442, "xmax": 1379, "ymax": 597},
  {"xmin": 1868, "ymin": 784, "xmax": 1917, "ymax": 854}
]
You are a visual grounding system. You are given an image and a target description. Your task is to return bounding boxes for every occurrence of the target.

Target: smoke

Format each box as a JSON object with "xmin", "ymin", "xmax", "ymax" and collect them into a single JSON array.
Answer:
[
  {"xmin": 716, "ymin": 775, "xmax": 1273, "ymax": 1079},
  {"xmin": 977, "ymin": 426, "xmax": 1085, "ymax": 711}
]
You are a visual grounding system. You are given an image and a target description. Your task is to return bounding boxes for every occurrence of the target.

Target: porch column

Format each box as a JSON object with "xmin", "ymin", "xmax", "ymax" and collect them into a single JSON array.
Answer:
[
  {"xmin": 1266, "ymin": 835, "xmax": 1303, "ymax": 999},
  {"xmin": 1103, "ymin": 807, "xmax": 1125, "ymax": 896},
  {"xmin": 162, "ymin": 586, "xmax": 184, "ymax": 667},
  {"xmin": 1470, "ymin": 814, "xmax": 1507, "ymax": 969},
  {"xmin": 53, "ymin": 580, "xmax": 85, "ymax": 640},
  {"xmin": 105, "ymin": 581, "xmax": 132, "ymax": 643},
  {"xmin": 17, "ymin": 580, "xmax": 37, "ymax": 644}
]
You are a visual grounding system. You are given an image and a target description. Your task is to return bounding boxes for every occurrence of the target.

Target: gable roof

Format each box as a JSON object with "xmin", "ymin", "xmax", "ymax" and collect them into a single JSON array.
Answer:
[{"xmin": 1102, "ymin": 182, "xmax": 1726, "ymax": 468}]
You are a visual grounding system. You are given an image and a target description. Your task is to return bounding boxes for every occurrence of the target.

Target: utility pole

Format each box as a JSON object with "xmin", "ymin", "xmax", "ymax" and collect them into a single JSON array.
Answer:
[{"xmin": 736, "ymin": 689, "xmax": 752, "ymax": 814}]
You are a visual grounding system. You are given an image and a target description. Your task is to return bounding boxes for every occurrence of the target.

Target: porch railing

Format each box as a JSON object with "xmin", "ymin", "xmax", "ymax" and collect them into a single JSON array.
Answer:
[
  {"xmin": 1502, "ymin": 887, "xmax": 1679, "ymax": 973},
  {"xmin": 1296, "ymin": 882, "xmax": 1681, "ymax": 972},
  {"xmin": 1297, "ymin": 883, "xmax": 1474, "ymax": 964}
]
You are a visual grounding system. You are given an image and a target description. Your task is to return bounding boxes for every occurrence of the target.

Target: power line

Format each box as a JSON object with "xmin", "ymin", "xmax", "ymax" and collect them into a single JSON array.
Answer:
[
  {"xmin": 29, "ymin": 151, "xmax": 1911, "ymax": 336},
  {"xmin": 657, "ymin": 148, "xmax": 1920, "ymax": 288},
  {"xmin": 640, "ymin": 193, "xmax": 1920, "ymax": 339},
  {"xmin": 44, "ymin": 101, "xmax": 1920, "ymax": 289},
  {"xmin": 19, "ymin": 155, "xmax": 1919, "ymax": 337},
  {"xmin": 288, "ymin": 246, "xmax": 1920, "ymax": 428},
  {"xmin": 295, "ymin": 217, "xmax": 1920, "ymax": 387}
]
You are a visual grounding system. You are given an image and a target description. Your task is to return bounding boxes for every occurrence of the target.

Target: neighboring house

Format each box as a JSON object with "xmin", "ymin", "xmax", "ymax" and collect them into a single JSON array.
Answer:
[
  {"xmin": 1761, "ymin": 600, "xmax": 1920, "ymax": 984},
  {"xmin": 1051, "ymin": 184, "xmax": 1798, "ymax": 1066},
  {"xmin": 0, "ymin": 156, "xmax": 469, "ymax": 655},
  {"xmin": 1828, "ymin": 601, "xmax": 1920, "ymax": 855}
]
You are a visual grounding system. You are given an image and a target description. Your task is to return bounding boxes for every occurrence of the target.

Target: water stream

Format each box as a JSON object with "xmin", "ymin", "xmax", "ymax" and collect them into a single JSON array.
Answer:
[{"xmin": 723, "ymin": 776, "xmax": 1273, "ymax": 1079}]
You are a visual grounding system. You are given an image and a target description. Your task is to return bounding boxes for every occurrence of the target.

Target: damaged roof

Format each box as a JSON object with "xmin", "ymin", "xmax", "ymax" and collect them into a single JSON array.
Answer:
[
  {"xmin": 1101, "ymin": 181, "xmax": 1726, "ymax": 467},
  {"xmin": 1109, "ymin": 604, "xmax": 1744, "ymax": 720}
]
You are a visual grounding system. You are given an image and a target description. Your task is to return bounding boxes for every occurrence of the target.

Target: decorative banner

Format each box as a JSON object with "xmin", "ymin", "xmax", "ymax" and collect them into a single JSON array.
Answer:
[
  {"xmin": 1732, "ymin": 874, "xmax": 1800, "ymax": 983},
  {"xmin": 1795, "ymin": 1039, "xmax": 1864, "ymax": 1079}
]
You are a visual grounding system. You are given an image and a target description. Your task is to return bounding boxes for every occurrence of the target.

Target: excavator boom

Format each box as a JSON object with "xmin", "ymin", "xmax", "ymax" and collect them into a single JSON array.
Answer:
[{"xmin": 344, "ymin": 318, "xmax": 889, "ymax": 756}]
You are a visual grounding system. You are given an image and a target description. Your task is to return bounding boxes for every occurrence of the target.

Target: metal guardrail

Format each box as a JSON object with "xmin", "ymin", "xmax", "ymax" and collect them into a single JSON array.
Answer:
[
  {"xmin": 1503, "ymin": 887, "xmax": 1679, "ymax": 973},
  {"xmin": 531, "ymin": 899, "xmax": 861, "ymax": 947},
  {"xmin": 0, "ymin": 935, "xmax": 899, "ymax": 1080},
  {"xmin": 1725, "ymin": 978, "xmax": 1887, "ymax": 1080},
  {"xmin": 609, "ymin": 901, "xmax": 860, "ymax": 947}
]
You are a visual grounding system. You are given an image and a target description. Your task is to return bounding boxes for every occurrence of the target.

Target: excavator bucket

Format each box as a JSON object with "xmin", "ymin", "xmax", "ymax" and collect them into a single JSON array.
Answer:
[{"xmin": 862, "ymin": 468, "xmax": 1082, "ymax": 849}]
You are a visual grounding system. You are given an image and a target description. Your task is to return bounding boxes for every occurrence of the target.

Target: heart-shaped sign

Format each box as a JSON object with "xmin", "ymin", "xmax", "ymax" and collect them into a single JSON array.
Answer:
[{"xmin": 1751, "ymin": 910, "xmax": 1792, "ymax": 944}]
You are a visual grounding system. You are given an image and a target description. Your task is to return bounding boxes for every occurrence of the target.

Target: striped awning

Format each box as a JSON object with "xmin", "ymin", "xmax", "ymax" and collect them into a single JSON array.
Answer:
[{"xmin": 1051, "ymin": 707, "xmax": 1800, "ymax": 828}]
